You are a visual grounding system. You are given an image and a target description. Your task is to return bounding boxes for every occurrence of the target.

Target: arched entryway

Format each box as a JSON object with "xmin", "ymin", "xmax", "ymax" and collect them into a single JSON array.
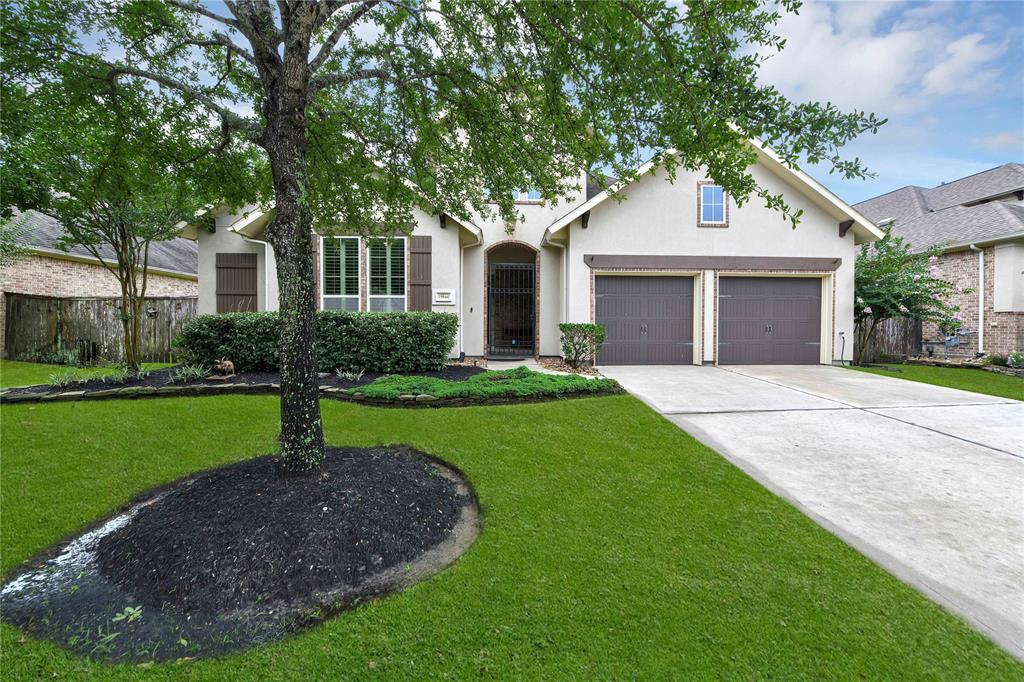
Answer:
[{"xmin": 485, "ymin": 241, "xmax": 539, "ymax": 358}]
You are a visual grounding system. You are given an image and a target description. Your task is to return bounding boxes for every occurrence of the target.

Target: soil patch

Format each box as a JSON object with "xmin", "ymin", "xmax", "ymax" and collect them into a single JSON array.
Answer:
[
  {"xmin": 1, "ymin": 446, "xmax": 479, "ymax": 661},
  {"xmin": 4, "ymin": 363, "xmax": 485, "ymax": 396}
]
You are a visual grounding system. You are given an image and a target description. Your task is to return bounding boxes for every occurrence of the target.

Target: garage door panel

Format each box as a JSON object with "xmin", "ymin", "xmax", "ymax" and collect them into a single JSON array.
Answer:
[
  {"xmin": 718, "ymin": 277, "xmax": 822, "ymax": 365},
  {"xmin": 596, "ymin": 275, "xmax": 693, "ymax": 365}
]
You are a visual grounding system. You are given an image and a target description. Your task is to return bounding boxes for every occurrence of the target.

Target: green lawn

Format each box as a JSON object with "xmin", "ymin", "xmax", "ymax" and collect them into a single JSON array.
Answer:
[
  {"xmin": 1, "ymin": 395, "xmax": 1020, "ymax": 679},
  {"xmin": 851, "ymin": 363, "xmax": 1023, "ymax": 401},
  {"xmin": 0, "ymin": 360, "xmax": 173, "ymax": 388}
]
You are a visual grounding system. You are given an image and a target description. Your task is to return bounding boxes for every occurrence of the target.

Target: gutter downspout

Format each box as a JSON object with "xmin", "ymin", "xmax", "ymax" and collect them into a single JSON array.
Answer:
[
  {"xmin": 970, "ymin": 244, "xmax": 984, "ymax": 354},
  {"xmin": 458, "ymin": 228, "xmax": 483, "ymax": 357},
  {"xmin": 241, "ymin": 235, "xmax": 272, "ymax": 311}
]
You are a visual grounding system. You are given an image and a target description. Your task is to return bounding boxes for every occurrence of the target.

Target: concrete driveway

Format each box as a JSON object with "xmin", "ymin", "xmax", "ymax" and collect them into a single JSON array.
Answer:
[{"xmin": 599, "ymin": 364, "xmax": 1024, "ymax": 658}]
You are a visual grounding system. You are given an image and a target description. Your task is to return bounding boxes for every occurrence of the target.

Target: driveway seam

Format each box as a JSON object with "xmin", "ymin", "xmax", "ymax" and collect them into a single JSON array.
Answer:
[{"xmin": 718, "ymin": 366, "xmax": 1021, "ymax": 459}]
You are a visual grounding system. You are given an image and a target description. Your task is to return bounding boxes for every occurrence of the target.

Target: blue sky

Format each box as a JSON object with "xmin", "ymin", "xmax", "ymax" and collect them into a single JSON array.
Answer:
[{"xmin": 760, "ymin": 0, "xmax": 1024, "ymax": 204}]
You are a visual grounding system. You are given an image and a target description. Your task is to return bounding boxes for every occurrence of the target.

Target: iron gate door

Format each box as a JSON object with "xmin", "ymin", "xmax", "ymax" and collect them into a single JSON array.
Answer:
[
  {"xmin": 488, "ymin": 262, "xmax": 535, "ymax": 357},
  {"xmin": 718, "ymin": 277, "xmax": 822, "ymax": 364},
  {"xmin": 595, "ymin": 275, "xmax": 694, "ymax": 364}
]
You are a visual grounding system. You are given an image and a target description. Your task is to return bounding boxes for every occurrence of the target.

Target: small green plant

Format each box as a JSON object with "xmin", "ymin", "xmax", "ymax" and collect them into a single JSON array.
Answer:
[
  {"xmin": 1008, "ymin": 351, "xmax": 1024, "ymax": 369},
  {"xmin": 984, "ymin": 352, "xmax": 1009, "ymax": 367},
  {"xmin": 558, "ymin": 323, "xmax": 606, "ymax": 369},
  {"xmin": 48, "ymin": 368, "xmax": 84, "ymax": 388},
  {"xmin": 172, "ymin": 364, "xmax": 207, "ymax": 383},
  {"xmin": 335, "ymin": 368, "xmax": 365, "ymax": 382},
  {"xmin": 112, "ymin": 605, "xmax": 143, "ymax": 624}
]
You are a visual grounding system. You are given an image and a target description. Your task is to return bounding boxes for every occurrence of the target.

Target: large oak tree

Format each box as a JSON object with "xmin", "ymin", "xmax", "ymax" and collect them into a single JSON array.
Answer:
[{"xmin": 3, "ymin": 0, "xmax": 882, "ymax": 473}]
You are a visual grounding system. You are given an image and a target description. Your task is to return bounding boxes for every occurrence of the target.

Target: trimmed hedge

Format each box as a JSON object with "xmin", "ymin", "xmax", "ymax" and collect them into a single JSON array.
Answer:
[
  {"xmin": 175, "ymin": 311, "xmax": 459, "ymax": 373},
  {"xmin": 351, "ymin": 366, "xmax": 619, "ymax": 399}
]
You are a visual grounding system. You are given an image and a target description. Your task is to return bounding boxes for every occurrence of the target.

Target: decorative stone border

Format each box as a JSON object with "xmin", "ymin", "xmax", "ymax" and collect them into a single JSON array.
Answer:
[{"xmin": 0, "ymin": 381, "xmax": 623, "ymax": 407}]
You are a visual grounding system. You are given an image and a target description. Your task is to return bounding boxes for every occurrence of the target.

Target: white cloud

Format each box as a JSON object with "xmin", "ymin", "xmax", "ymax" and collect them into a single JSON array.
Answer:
[
  {"xmin": 972, "ymin": 131, "xmax": 1024, "ymax": 153},
  {"xmin": 921, "ymin": 33, "xmax": 1006, "ymax": 95}
]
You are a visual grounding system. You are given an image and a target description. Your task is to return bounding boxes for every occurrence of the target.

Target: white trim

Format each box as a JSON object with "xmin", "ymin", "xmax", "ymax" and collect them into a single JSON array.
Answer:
[
  {"xmin": 970, "ymin": 244, "xmax": 985, "ymax": 353},
  {"xmin": 320, "ymin": 235, "xmax": 361, "ymax": 311},
  {"xmin": 699, "ymin": 184, "xmax": 727, "ymax": 225},
  {"xmin": 366, "ymin": 235, "xmax": 408, "ymax": 312}
]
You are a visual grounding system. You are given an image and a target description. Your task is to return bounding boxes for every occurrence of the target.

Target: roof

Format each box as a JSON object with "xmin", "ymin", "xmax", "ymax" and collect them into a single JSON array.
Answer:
[
  {"xmin": 883, "ymin": 201, "xmax": 1024, "ymax": 252},
  {"xmin": 544, "ymin": 140, "xmax": 885, "ymax": 245},
  {"xmin": 11, "ymin": 209, "xmax": 198, "ymax": 277},
  {"xmin": 854, "ymin": 163, "xmax": 1024, "ymax": 251}
]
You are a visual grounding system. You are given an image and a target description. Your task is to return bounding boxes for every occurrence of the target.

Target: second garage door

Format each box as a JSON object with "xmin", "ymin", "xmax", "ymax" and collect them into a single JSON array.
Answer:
[
  {"xmin": 596, "ymin": 275, "xmax": 693, "ymax": 364},
  {"xmin": 718, "ymin": 277, "xmax": 822, "ymax": 364}
]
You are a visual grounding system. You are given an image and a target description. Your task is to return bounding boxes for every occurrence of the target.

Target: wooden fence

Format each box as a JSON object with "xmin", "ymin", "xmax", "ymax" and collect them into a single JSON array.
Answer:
[
  {"xmin": 854, "ymin": 317, "xmax": 922, "ymax": 364},
  {"xmin": 3, "ymin": 293, "xmax": 197, "ymax": 364}
]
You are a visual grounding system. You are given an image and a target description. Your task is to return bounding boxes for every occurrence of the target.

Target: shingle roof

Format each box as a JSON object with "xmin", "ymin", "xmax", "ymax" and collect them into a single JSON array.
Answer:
[
  {"xmin": 883, "ymin": 201, "xmax": 1024, "ymax": 251},
  {"xmin": 11, "ymin": 209, "xmax": 198, "ymax": 276},
  {"xmin": 854, "ymin": 163, "xmax": 1024, "ymax": 251}
]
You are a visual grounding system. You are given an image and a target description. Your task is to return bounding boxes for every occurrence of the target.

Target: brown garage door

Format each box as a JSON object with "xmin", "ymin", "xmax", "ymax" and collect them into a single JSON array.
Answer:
[
  {"xmin": 596, "ymin": 276, "xmax": 693, "ymax": 364},
  {"xmin": 718, "ymin": 277, "xmax": 821, "ymax": 364}
]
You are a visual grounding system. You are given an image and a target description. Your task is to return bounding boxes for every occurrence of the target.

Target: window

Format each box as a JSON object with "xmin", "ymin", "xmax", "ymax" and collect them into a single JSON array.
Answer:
[
  {"xmin": 368, "ymin": 237, "xmax": 406, "ymax": 311},
  {"xmin": 526, "ymin": 188, "xmax": 542, "ymax": 200},
  {"xmin": 699, "ymin": 184, "xmax": 727, "ymax": 226},
  {"xmin": 321, "ymin": 237, "xmax": 360, "ymax": 311}
]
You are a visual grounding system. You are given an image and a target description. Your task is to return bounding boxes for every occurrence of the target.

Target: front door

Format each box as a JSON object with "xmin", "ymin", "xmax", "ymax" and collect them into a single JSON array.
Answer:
[{"xmin": 488, "ymin": 262, "xmax": 535, "ymax": 357}]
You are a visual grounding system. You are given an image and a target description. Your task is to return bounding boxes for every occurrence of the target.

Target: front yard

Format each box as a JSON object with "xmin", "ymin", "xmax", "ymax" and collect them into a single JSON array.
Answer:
[
  {"xmin": 2, "ymin": 394, "xmax": 1018, "ymax": 679},
  {"xmin": 851, "ymin": 363, "xmax": 1023, "ymax": 401}
]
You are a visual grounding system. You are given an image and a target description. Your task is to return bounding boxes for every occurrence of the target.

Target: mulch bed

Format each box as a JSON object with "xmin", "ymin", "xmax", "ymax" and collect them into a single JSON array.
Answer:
[
  {"xmin": 1, "ymin": 446, "xmax": 479, "ymax": 661},
  {"xmin": 3, "ymin": 364, "xmax": 485, "ymax": 397}
]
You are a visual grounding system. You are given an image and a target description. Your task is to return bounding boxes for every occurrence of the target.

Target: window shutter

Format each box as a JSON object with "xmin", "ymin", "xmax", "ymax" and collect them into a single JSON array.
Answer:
[
  {"xmin": 215, "ymin": 253, "xmax": 257, "ymax": 312},
  {"xmin": 409, "ymin": 235, "xmax": 432, "ymax": 311}
]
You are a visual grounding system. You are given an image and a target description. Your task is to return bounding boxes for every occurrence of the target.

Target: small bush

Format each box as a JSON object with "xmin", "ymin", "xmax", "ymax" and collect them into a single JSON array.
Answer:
[
  {"xmin": 335, "ymin": 368, "xmax": 365, "ymax": 382},
  {"xmin": 175, "ymin": 311, "xmax": 458, "ymax": 373},
  {"xmin": 48, "ymin": 368, "xmax": 84, "ymax": 388},
  {"xmin": 352, "ymin": 366, "xmax": 619, "ymax": 400},
  {"xmin": 172, "ymin": 364, "xmax": 208, "ymax": 383},
  {"xmin": 1008, "ymin": 351, "xmax": 1024, "ymax": 369},
  {"xmin": 558, "ymin": 323, "xmax": 606, "ymax": 368},
  {"xmin": 984, "ymin": 352, "xmax": 1009, "ymax": 367}
]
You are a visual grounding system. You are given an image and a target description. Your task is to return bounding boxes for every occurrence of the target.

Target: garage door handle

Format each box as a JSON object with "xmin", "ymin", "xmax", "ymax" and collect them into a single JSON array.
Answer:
[{"xmin": 640, "ymin": 324, "xmax": 648, "ymax": 334}]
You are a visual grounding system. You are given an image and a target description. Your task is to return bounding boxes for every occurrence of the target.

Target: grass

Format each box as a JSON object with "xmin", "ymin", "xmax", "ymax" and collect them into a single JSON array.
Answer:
[
  {"xmin": 354, "ymin": 366, "xmax": 618, "ymax": 399},
  {"xmin": 2, "ymin": 396, "xmax": 1021, "ymax": 680},
  {"xmin": 851, "ymin": 363, "xmax": 1023, "ymax": 401},
  {"xmin": 0, "ymin": 360, "xmax": 173, "ymax": 389}
]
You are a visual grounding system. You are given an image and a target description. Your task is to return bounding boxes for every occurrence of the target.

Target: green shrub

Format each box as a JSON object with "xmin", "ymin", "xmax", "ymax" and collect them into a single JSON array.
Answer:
[
  {"xmin": 1008, "ymin": 351, "xmax": 1024, "ymax": 369},
  {"xmin": 558, "ymin": 323, "xmax": 606, "ymax": 368},
  {"xmin": 48, "ymin": 368, "xmax": 85, "ymax": 388},
  {"xmin": 352, "ymin": 366, "xmax": 619, "ymax": 400},
  {"xmin": 175, "ymin": 311, "xmax": 458, "ymax": 373},
  {"xmin": 172, "ymin": 364, "xmax": 208, "ymax": 383},
  {"xmin": 984, "ymin": 352, "xmax": 1009, "ymax": 367}
]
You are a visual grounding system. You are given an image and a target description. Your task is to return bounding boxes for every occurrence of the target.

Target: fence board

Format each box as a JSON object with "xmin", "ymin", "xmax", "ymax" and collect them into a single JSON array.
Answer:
[
  {"xmin": 4, "ymin": 293, "xmax": 197, "ymax": 364},
  {"xmin": 854, "ymin": 316, "xmax": 921, "ymax": 364}
]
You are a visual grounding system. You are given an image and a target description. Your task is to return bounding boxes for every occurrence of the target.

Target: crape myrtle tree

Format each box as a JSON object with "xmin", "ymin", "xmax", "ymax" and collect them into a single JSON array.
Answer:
[
  {"xmin": 6, "ymin": 0, "xmax": 882, "ymax": 473},
  {"xmin": 0, "ymin": 71, "xmax": 259, "ymax": 373},
  {"xmin": 853, "ymin": 229, "xmax": 963, "ymax": 365}
]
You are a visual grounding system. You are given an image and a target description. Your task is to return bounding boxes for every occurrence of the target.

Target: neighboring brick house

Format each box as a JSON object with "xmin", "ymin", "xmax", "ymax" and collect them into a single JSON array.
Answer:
[
  {"xmin": 855, "ymin": 163, "xmax": 1024, "ymax": 357},
  {"xmin": 1, "ymin": 210, "xmax": 199, "ymax": 355}
]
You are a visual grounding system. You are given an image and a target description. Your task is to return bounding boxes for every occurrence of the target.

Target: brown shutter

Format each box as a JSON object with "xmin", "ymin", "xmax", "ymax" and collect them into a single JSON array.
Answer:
[
  {"xmin": 408, "ymin": 235, "xmax": 432, "ymax": 311},
  {"xmin": 215, "ymin": 253, "xmax": 257, "ymax": 312}
]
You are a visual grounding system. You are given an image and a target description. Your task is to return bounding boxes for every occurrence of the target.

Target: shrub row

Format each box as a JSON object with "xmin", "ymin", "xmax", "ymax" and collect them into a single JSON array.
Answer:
[
  {"xmin": 175, "ymin": 311, "xmax": 459, "ymax": 373},
  {"xmin": 352, "ymin": 366, "xmax": 619, "ymax": 399}
]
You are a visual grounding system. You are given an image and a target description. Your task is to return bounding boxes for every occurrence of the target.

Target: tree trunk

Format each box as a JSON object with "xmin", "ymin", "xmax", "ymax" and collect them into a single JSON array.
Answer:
[
  {"xmin": 855, "ymin": 317, "xmax": 878, "ymax": 366},
  {"xmin": 264, "ymin": 109, "xmax": 326, "ymax": 474}
]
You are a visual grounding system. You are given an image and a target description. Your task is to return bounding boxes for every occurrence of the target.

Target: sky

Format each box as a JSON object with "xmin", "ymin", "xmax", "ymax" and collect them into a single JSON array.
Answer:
[{"xmin": 758, "ymin": 0, "xmax": 1024, "ymax": 204}]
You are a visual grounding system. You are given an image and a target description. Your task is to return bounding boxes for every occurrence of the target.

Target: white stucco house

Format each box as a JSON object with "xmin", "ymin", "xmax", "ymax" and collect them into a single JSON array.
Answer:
[{"xmin": 181, "ymin": 141, "xmax": 882, "ymax": 365}]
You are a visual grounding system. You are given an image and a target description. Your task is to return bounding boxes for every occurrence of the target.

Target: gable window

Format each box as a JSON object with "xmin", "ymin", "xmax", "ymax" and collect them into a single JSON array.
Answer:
[
  {"xmin": 511, "ymin": 188, "xmax": 542, "ymax": 202},
  {"xmin": 368, "ymin": 237, "xmax": 406, "ymax": 311},
  {"xmin": 321, "ymin": 236, "xmax": 360, "ymax": 311},
  {"xmin": 699, "ymin": 183, "xmax": 728, "ymax": 227}
]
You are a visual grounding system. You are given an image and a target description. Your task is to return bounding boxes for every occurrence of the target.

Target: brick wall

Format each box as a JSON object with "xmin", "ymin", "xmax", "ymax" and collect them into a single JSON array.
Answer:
[
  {"xmin": 921, "ymin": 247, "xmax": 1024, "ymax": 357},
  {"xmin": 0, "ymin": 254, "xmax": 198, "ymax": 354}
]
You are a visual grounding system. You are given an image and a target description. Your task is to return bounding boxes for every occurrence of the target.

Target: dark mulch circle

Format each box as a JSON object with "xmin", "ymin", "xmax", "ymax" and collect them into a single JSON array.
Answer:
[
  {"xmin": 4, "ymin": 363, "xmax": 485, "ymax": 396},
  {"xmin": 1, "ymin": 446, "xmax": 479, "ymax": 661}
]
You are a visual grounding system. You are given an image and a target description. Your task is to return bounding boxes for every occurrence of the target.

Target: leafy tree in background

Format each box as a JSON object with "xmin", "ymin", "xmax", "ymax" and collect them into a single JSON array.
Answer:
[
  {"xmin": 3, "ymin": 0, "xmax": 884, "ymax": 473},
  {"xmin": 853, "ymin": 229, "xmax": 963, "ymax": 365}
]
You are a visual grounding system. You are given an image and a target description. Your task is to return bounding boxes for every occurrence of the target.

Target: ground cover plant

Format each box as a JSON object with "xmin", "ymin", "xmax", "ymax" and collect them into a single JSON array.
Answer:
[
  {"xmin": 352, "ymin": 366, "xmax": 618, "ymax": 400},
  {"xmin": 1, "ymin": 395, "xmax": 1020, "ymax": 679},
  {"xmin": 850, "ymin": 364, "xmax": 1023, "ymax": 401},
  {"xmin": 0, "ymin": 361, "xmax": 171, "ymax": 389}
]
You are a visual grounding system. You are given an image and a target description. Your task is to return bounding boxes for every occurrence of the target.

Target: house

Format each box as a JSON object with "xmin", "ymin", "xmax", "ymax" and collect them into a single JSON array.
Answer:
[
  {"xmin": 181, "ymin": 141, "xmax": 882, "ymax": 365},
  {"xmin": 1, "ymin": 209, "xmax": 199, "ymax": 357},
  {"xmin": 855, "ymin": 163, "xmax": 1024, "ymax": 357}
]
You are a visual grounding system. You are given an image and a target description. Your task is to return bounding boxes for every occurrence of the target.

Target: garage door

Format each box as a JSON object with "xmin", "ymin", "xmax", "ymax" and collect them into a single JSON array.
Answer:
[
  {"xmin": 718, "ymin": 277, "xmax": 821, "ymax": 364},
  {"xmin": 595, "ymin": 276, "xmax": 693, "ymax": 364}
]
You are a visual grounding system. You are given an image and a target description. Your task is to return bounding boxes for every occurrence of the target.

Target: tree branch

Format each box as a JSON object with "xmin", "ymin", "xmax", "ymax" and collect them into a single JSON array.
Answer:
[
  {"xmin": 164, "ymin": 0, "xmax": 241, "ymax": 29},
  {"xmin": 309, "ymin": 0, "xmax": 381, "ymax": 73}
]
